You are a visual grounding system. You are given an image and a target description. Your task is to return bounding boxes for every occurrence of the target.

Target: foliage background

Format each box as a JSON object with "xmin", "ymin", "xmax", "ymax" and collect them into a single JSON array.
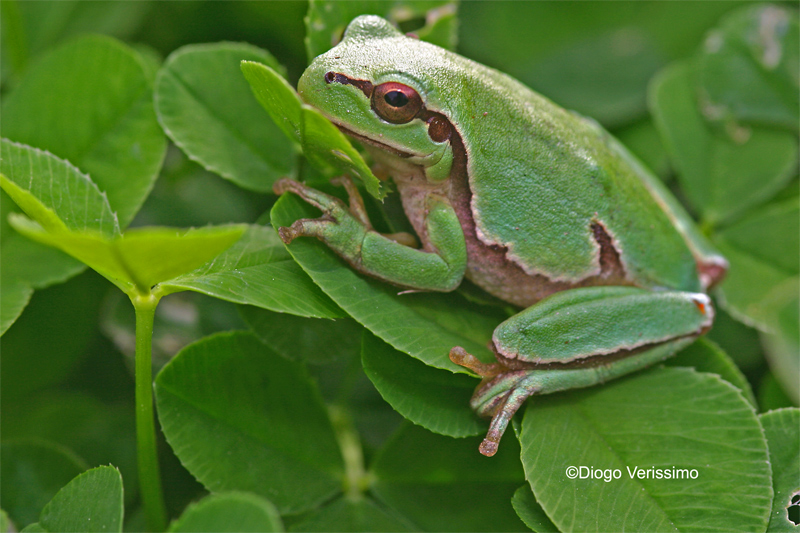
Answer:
[{"xmin": 1, "ymin": 1, "xmax": 797, "ymax": 532}]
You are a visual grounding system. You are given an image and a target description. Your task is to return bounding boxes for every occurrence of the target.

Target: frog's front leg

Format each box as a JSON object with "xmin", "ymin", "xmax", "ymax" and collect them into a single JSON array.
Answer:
[
  {"xmin": 451, "ymin": 286, "xmax": 714, "ymax": 456},
  {"xmin": 273, "ymin": 178, "xmax": 467, "ymax": 291}
]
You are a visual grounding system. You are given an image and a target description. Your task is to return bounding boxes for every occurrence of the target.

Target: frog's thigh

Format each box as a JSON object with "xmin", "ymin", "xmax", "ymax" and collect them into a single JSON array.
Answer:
[{"xmin": 492, "ymin": 286, "xmax": 713, "ymax": 368}]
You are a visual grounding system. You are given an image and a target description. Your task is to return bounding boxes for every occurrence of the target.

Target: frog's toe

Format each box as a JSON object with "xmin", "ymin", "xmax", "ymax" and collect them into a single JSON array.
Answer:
[
  {"xmin": 478, "ymin": 381, "xmax": 538, "ymax": 457},
  {"xmin": 449, "ymin": 346, "xmax": 504, "ymax": 378},
  {"xmin": 278, "ymin": 216, "xmax": 334, "ymax": 244}
]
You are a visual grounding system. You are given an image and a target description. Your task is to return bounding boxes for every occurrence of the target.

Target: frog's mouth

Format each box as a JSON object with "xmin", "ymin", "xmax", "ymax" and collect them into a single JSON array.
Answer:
[{"xmin": 331, "ymin": 122, "xmax": 415, "ymax": 160}]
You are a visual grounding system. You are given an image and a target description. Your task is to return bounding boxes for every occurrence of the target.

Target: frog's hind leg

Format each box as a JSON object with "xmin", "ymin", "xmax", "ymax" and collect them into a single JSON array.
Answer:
[{"xmin": 450, "ymin": 347, "xmax": 540, "ymax": 457}]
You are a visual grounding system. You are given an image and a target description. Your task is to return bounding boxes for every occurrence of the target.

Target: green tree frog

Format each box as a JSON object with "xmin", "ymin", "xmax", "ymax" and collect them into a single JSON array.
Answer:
[{"xmin": 274, "ymin": 15, "xmax": 728, "ymax": 456}]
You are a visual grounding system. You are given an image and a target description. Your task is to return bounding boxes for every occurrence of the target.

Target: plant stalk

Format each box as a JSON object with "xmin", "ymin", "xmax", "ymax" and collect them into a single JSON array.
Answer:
[{"xmin": 133, "ymin": 293, "xmax": 167, "ymax": 532}]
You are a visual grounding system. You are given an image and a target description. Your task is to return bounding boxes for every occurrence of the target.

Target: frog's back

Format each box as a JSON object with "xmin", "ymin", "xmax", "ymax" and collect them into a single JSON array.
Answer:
[{"xmin": 435, "ymin": 61, "xmax": 701, "ymax": 294}]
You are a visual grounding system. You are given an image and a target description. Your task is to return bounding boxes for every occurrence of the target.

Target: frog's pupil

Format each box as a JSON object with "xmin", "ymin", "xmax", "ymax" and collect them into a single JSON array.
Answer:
[{"xmin": 385, "ymin": 91, "xmax": 408, "ymax": 107}]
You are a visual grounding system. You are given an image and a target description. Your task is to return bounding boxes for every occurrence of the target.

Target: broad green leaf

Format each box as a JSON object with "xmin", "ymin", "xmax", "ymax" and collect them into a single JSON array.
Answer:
[
  {"xmin": 270, "ymin": 194, "xmax": 503, "ymax": 372},
  {"xmin": 155, "ymin": 331, "xmax": 344, "ymax": 514},
  {"xmin": 697, "ymin": 4, "xmax": 799, "ymax": 131},
  {"xmin": 38, "ymin": 466, "xmax": 123, "ymax": 533},
  {"xmin": 155, "ymin": 43, "xmax": 295, "ymax": 192},
  {"xmin": 510, "ymin": 485, "xmax": 559, "ymax": 533},
  {"xmin": 0, "ymin": 509, "xmax": 12, "ymax": 533},
  {"xmin": 615, "ymin": 118, "xmax": 671, "ymax": 180},
  {"xmin": 758, "ymin": 373, "xmax": 796, "ymax": 412},
  {"xmin": 649, "ymin": 61, "xmax": 797, "ymax": 225},
  {"xmin": 707, "ymin": 306, "xmax": 767, "ymax": 373},
  {"xmin": 9, "ymin": 212, "xmax": 246, "ymax": 294},
  {"xmin": 0, "ymin": 140, "xmax": 119, "ymax": 236},
  {"xmin": 300, "ymin": 105, "xmax": 386, "ymax": 200},
  {"xmin": 371, "ymin": 423, "xmax": 527, "ymax": 532},
  {"xmin": 1, "ymin": 271, "xmax": 108, "ymax": 402},
  {"xmin": 2, "ymin": 392, "xmax": 137, "ymax": 507},
  {"xmin": 0, "ymin": 441, "xmax": 86, "ymax": 528},
  {"xmin": 0, "ymin": 275, "xmax": 31, "ymax": 336},
  {"xmin": 760, "ymin": 408, "xmax": 800, "ymax": 532},
  {"xmin": 459, "ymin": 2, "xmax": 741, "ymax": 128},
  {"xmin": 241, "ymin": 306, "xmax": 359, "ymax": 364},
  {"xmin": 288, "ymin": 496, "xmax": 412, "ymax": 532},
  {"xmin": 715, "ymin": 199, "xmax": 799, "ymax": 329},
  {"xmin": 760, "ymin": 279, "xmax": 800, "ymax": 404},
  {"xmin": 1, "ymin": 34, "xmax": 165, "ymax": 228},
  {"xmin": 361, "ymin": 331, "xmax": 484, "ymax": 437},
  {"xmin": 240, "ymin": 60, "xmax": 302, "ymax": 144},
  {"xmin": 167, "ymin": 492, "xmax": 283, "ymax": 533},
  {"xmin": 0, "ymin": 139, "xmax": 115, "ymax": 331},
  {"xmin": 718, "ymin": 198, "xmax": 799, "ymax": 276},
  {"xmin": 241, "ymin": 61, "xmax": 384, "ymax": 199},
  {"xmin": 667, "ymin": 337, "xmax": 756, "ymax": 407},
  {"xmin": 163, "ymin": 225, "xmax": 343, "ymax": 319},
  {"xmin": 2, "ymin": 0, "xmax": 149, "ymax": 83},
  {"xmin": 521, "ymin": 367, "xmax": 771, "ymax": 533},
  {"xmin": 305, "ymin": 0, "xmax": 459, "ymax": 61}
]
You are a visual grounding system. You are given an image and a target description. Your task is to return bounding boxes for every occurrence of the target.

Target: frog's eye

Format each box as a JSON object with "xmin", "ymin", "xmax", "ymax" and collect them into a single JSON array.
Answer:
[{"xmin": 371, "ymin": 82, "xmax": 423, "ymax": 124}]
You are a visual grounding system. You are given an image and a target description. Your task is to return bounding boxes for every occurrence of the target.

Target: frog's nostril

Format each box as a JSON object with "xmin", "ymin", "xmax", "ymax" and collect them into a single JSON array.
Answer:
[{"xmin": 324, "ymin": 71, "xmax": 336, "ymax": 84}]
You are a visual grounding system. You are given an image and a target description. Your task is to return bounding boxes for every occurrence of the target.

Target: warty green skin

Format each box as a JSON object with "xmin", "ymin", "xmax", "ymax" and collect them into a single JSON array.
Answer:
[{"xmin": 277, "ymin": 15, "xmax": 726, "ymax": 456}]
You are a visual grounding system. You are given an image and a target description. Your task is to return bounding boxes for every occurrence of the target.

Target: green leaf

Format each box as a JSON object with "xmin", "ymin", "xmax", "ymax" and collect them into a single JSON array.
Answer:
[
  {"xmin": 0, "ymin": 140, "xmax": 119, "ymax": 236},
  {"xmin": 2, "ymin": 392, "xmax": 138, "ymax": 508},
  {"xmin": 458, "ymin": 3, "xmax": 740, "ymax": 128},
  {"xmin": 760, "ymin": 279, "xmax": 800, "ymax": 404},
  {"xmin": 715, "ymin": 198, "xmax": 799, "ymax": 329},
  {"xmin": 1, "ymin": 34, "xmax": 165, "ymax": 228},
  {"xmin": 697, "ymin": 4, "xmax": 799, "ymax": 131},
  {"xmin": 667, "ymin": 337, "xmax": 756, "ymax": 407},
  {"xmin": 0, "ymin": 275, "xmax": 31, "ymax": 336},
  {"xmin": 155, "ymin": 43, "xmax": 296, "ymax": 192},
  {"xmin": 270, "ymin": 194, "xmax": 503, "ymax": 372},
  {"xmin": 155, "ymin": 331, "xmax": 344, "ymax": 514},
  {"xmin": 760, "ymin": 408, "xmax": 800, "ymax": 532},
  {"xmin": 1, "ymin": 271, "xmax": 108, "ymax": 402},
  {"xmin": 649, "ymin": 61, "xmax": 797, "ymax": 225},
  {"xmin": 288, "ymin": 496, "xmax": 412, "ymax": 532},
  {"xmin": 9, "ymin": 212, "xmax": 246, "ymax": 294},
  {"xmin": 38, "ymin": 466, "xmax": 123, "ymax": 533},
  {"xmin": 305, "ymin": 0, "xmax": 459, "ymax": 61},
  {"xmin": 0, "ymin": 139, "xmax": 116, "ymax": 331},
  {"xmin": 521, "ymin": 366, "xmax": 771, "ymax": 532},
  {"xmin": 758, "ymin": 373, "xmax": 796, "ymax": 412},
  {"xmin": 371, "ymin": 423, "xmax": 527, "ymax": 532},
  {"xmin": 0, "ymin": 441, "xmax": 86, "ymax": 528},
  {"xmin": 163, "ymin": 225, "xmax": 343, "ymax": 319},
  {"xmin": 3, "ymin": 1, "xmax": 149, "ymax": 82},
  {"xmin": 240, "ymin": 61, "xmax": 385, "ymax": 199},
  {"xmin": 0, "ymin": 509, "xmax": 12, "ymax": 533},
  {"xmin": 241, "ymin": 306, "xmax": 359, "ymax": 364},
  {"xmin": 167, "ymin": 492, "xmax": 283, "ymax": 533},
  {"xmin": 240, "ymin": 60, "xmax": 302, "ymax": 145},
  {"xmin": 510, "ymin": 485, "xmax": 559, "ymax": 533},
  {"xmin": 361, "ymin": 331, "xmax": 484, "ymax": 437}
]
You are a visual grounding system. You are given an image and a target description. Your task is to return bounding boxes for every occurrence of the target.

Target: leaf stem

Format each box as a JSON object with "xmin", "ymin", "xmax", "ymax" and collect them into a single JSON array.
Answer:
[
  {"xmin": 132, "ymin": 292, "xmax": 168, "ymax": 531},
  {"xmin": 328, "ymin": 405, "xmax": 370, "ymax": 498}
]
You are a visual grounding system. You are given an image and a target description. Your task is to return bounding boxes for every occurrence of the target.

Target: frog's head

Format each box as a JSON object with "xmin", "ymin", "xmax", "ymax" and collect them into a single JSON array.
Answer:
[{"xmin": 298, "ymin": 16, "xmax": 458, "ymax": 181}]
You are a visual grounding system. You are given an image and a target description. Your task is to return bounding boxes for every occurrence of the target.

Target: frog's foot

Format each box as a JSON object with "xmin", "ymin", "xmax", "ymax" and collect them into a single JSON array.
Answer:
[
  {"xmin": 450, "ymin": 347, "xmax": 538, "ymax": 457},
  {"xmin": 273, "ymin": 178, "xmax": 367, "ymax": 247}
]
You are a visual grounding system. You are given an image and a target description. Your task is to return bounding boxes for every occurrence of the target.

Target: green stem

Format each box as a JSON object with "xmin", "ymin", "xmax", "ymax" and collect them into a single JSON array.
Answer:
[
  {"xmin": 133, "ymin": 293, "xmax": 167, "ymax": 532},
  {"xmin": 328, "ymin": 405, "xmax": 370, "ymax": 498}
]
